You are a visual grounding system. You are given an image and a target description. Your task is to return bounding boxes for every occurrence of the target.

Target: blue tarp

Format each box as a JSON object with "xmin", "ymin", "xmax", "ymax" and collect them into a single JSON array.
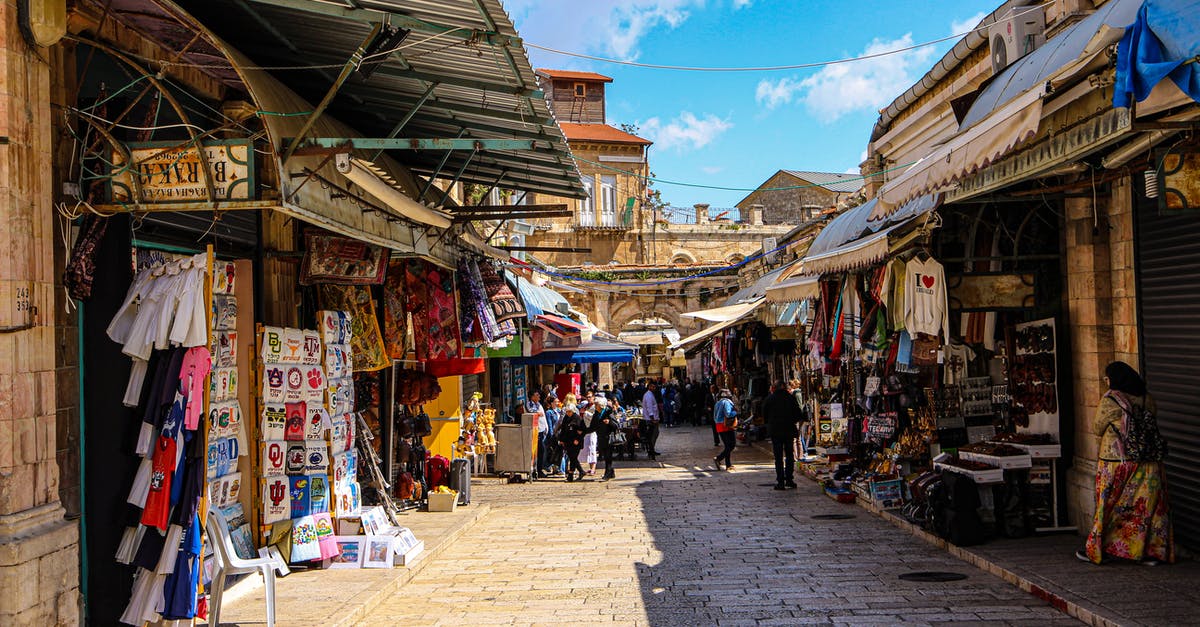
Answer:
[
  {"xmin": 1114, "ymin": 0, "xmax": 1200, "ymax": 108},
  {"xmin": 508, "ymin": 337, "xmax": 635, "ymax": 366},
  {"xmin": 509, "ymin": 275, "xmax": 569, "ymax": 321}
]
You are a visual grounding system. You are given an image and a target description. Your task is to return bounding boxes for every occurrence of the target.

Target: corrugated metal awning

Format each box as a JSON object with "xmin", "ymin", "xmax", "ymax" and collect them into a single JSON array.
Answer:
[
  {"xmin": 802, "ymin": 195, "xmax": 939, "ymax": 274},
  {"xmin": 184, "ymin": 0, "xmax": 586, "ymax": 200}
]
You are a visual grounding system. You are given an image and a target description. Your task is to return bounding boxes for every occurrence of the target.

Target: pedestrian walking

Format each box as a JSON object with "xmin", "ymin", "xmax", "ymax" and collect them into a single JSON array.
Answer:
[
  {"xmin": 642, "ymin": 381, "xmax": 662, "ymax": 459},
  {"xmin": 542, "ymin": 398, "xmax": 563, "ymax": 476},
  {"xmin": 763, "ymin": 381, "xmax": 801, "ymax": 490},
  {"xmin": 592, "ymin": 396, "xmax": 618, "ymax": 480},
  {"xmin": 713, "ymin": 389, "xmax": 738, "ymax": 470},
  {"xmin": 1078, "ymin": 361, "xmax": 1174, "ymax": 565},
  {"xmin": 557, "ymin": 404, "xmax": 589, "ymax": 482}
]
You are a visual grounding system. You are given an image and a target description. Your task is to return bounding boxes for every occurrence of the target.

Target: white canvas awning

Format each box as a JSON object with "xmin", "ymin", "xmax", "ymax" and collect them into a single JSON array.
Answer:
[
  {"xmin": 671, "ymin": 299, "xmax": 765, "ymax": 351},
  {"xmin": 765, "ymin": 274, "xmax": 820, "ymax": 304},
  {"xmin": 680, "ymin": 298, "xmax": 764, "ymax": 323}
]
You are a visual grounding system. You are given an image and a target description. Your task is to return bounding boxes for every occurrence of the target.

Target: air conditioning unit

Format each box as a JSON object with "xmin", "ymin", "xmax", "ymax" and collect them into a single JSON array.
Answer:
[{"xmin": 989, "ymin": 7, "xmax": 1045, "ymax": 74}]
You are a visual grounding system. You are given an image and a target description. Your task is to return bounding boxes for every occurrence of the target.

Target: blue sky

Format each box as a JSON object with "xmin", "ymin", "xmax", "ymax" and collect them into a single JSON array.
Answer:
[{"xmin": 506, "ymin": 0, "xmax": 999, "ymax": 211}]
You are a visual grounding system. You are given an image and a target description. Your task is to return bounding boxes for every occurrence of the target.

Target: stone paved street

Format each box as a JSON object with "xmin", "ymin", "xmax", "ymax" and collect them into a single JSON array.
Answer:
[{"xmin": 367, "ymin": 426, "xmax": 1077, "ymax": 626}]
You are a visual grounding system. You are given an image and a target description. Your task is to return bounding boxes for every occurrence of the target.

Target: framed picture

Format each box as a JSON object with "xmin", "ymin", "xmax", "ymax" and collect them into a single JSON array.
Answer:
[
  {"xmin": 329, "ymin": 537, "xmax": 365, "ymax": 569},
  {"xmin": 359, "ymin": 506, "xmax": 387, "ymax": 536},
  {"xmin": 362, "ymin": 536, "xmax": 394, "ymax": 569},
  {"xmin": 392, "ymin": 528, "xmax": 419, "ymax": 553}
]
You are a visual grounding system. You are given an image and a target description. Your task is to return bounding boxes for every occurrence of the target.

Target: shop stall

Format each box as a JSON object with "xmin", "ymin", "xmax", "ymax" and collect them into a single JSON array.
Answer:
[{"xmin": 785, "ymin": 190, "xmax": 1074, "ymax": 543}]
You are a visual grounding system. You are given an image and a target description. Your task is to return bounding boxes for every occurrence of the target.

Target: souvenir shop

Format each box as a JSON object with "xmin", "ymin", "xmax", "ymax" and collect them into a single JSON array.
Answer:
[
  {"xmin": 58, "ymin": 1, "xmax": 586, "ymax": 622},
  {"xmin": 789, "ymin": 192, "xmax": 1075, "ymax": 544}
]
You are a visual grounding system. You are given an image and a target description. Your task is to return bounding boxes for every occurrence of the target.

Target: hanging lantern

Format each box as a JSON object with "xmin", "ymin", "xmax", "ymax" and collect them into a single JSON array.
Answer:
[{"xmin": 19, "ymin": 0, "xmax": 67, "ymax": 47}]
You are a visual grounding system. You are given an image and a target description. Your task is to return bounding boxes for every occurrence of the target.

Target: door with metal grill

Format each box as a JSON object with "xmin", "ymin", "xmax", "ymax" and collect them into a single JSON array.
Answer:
[{"xmin": 1136, "ymin": 198, "xmax": 1200, "ymax": 550}]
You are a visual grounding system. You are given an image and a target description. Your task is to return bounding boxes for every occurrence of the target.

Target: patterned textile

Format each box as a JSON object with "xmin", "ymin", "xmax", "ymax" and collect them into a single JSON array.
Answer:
[
  {"xmin": 317, "ymin": 285, "xmax": 390, "ymax": 371},
  {"xmin": 300, "ymin": 232, "xmax": 388, "ymax": 285},
  {"xmin": 1085, "ymin": 460, "xmax": 1174, "ymax": 563},
  {"xmin": 458, "ymin": 259, "xmax": 500, "ymax": 345},
  {"xmin": 405, "ymin": 260, "xmax": 461, "ymax": 361},
  {"xmin": 383, "ymin": 260, "xmax": 407, "ymax": 359},
  {"xmin": 477, "ymin": 261, "xmax": 525, "ymax": 324}
]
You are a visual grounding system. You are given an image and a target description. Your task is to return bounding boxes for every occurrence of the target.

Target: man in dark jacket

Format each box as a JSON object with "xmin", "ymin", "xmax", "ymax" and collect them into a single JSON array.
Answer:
[{"xmin": 762, "ymin": 381, "xmax": 801, "ymax": 490}]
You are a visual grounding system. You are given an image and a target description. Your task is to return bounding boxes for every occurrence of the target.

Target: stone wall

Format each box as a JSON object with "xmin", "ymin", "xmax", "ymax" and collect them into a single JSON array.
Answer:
[
  {"xmin": 0, "ymin": 3, "xmax": 81, "ymax": 624},
  {"xmin": 736, "ymin": 171, "xmax": 844, "ymax": 225},
  {"xmin": 1063, "ymin": 176, "xmax": 1138, "ymax": 530}
]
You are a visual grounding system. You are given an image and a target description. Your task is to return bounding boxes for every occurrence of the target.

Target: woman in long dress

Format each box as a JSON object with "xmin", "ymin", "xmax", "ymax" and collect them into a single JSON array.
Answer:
[
  {"xmin": 1078, "ymin": 361, "xmax": 1174, "ymax": 565},
  {"xmin": 579, "ymin": 404, "xmax": 599, "ymax": 476}
]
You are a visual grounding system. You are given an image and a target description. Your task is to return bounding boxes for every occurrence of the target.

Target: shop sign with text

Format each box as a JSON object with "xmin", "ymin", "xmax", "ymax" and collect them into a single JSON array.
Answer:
[{"xmin": 110, "ymin": 140, "xmax": 255, "ymax": 203}]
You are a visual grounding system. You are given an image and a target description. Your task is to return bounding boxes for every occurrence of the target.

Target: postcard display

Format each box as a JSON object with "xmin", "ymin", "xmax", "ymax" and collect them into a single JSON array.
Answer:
[{"xmin": 257, "ymin": 314, "xmax": 358, "ymax": 565}]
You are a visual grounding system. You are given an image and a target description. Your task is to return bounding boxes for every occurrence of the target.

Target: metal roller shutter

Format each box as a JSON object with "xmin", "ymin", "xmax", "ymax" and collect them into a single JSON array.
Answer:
[
  {"xmin": 1136, "ymin": 203, "xmax": 1200, "ymax": 550},
  {"xmin": 462, "ymin": 373, "xmax": 482, "ymax": 400}
]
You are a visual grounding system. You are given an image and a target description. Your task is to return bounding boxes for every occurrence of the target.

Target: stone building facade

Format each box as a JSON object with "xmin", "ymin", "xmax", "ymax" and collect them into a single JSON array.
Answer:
[
  {"xmin": 0, "ymin": 2, "xmax": 80, "ymax": 624},
  {"xmin": 736, "ymin": 170, "xmax": 863, "ymax": 225},
  {"xmin": 525, "ymin": 70, "xmax": 795, "ymax": 338}
]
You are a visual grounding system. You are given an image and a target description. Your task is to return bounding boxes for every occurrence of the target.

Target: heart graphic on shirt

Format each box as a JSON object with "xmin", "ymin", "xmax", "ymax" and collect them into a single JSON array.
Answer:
[{"xmin": 922, "ymin": 275, "xmax": 936, "ymax": 289}]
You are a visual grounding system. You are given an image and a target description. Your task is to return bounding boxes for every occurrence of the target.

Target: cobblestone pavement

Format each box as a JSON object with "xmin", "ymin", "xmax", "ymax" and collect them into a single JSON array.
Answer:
[{"xmin": 367, "ymin": 426, "xmax": 1078, "ymax": 626}]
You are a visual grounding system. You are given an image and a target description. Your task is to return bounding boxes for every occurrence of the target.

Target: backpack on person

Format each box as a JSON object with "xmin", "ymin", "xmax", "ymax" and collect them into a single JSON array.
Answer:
[{"xmin": 1106, "ymin": 391, "xmax": 1168, "ymax": 462}]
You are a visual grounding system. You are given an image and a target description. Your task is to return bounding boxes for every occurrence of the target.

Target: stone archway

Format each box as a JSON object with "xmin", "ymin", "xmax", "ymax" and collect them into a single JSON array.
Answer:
[{"xmin": 607, "ymin": 296, "xmax": 687, "ymax": 335}]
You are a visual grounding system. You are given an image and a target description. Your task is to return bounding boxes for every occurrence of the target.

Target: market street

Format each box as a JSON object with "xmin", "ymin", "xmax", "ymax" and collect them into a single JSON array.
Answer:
[{"xmin": 367, "ymin": 426, "xmax": 1077, "ymax": 626}]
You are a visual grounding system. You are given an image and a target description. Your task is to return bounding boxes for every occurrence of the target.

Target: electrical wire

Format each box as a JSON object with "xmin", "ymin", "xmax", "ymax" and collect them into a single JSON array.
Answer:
[
  {"xmin": 573, "ymin": 155, "xmax": 916, "ymax": 192},
  {"xmin": 523, "ymin": 2, "xmax": 1049, "ymax": 72}
]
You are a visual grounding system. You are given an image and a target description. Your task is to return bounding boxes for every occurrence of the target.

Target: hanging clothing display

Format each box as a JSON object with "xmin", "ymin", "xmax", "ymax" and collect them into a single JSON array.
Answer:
[
  {"xmin": 458, "ymin": 258, "xmax": 503, "ymax": 344},
  {"xmin": 318, "ymin": 285, "xmax": 390, "ymax": 371},
  {"xmin": 903, "ymin": 255, "xmax": 950, "ymax": 341},
  {"xmin": 404, "ymin": 259, "xmax": 461, "ymax": 362},
  {"xmin": 107, "ymin": 253, "xmax": 210, "ymax": 407},
  {"xmin": 383, "ymin": 260, "xmax": 408, "ymax": 359},
  {"xmin": 477, "ymin": 261, "xmax": 526, "ymax": 324}
]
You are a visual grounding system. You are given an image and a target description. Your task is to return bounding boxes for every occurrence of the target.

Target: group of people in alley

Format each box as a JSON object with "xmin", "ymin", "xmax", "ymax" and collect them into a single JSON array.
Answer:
[{"xmin": 522, "ymin": 377, "xmax": 809, "ymax": 490}]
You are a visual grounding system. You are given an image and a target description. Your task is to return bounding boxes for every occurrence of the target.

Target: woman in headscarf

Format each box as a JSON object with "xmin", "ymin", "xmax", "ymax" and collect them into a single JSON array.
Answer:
[
  {"xmin": 556, "ymin": 404, "xmax": 589, "ymax": 482},
  {"xmin": 1078, "ymin": 361, "xmax": 1174, "ymax": 565}
]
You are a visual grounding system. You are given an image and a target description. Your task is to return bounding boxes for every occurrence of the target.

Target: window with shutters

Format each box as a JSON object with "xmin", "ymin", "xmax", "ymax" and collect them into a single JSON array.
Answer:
[
  {"xmin": 600, "ymin": 175, "xmax": 617, "ymax": 226},
  {"xmin": 578, "ymin": 178, "xmax": 595, "ymax": 226}
]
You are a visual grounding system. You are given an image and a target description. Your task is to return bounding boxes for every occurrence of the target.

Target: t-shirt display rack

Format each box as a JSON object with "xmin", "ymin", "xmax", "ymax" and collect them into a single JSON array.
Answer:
[{"xmin": 110, "ymin": 245, "xmax": 218, "ymax": 625}]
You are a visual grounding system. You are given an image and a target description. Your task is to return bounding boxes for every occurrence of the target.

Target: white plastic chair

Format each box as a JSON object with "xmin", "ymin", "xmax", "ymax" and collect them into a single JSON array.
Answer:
[{"xmin": 206, "ymin": 509, "xmax": 285, "ymax": 626}]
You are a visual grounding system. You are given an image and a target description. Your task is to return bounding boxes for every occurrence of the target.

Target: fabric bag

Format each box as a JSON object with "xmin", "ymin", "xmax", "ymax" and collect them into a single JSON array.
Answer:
[
  {"xmin": 911, "ymin": 333, "xmax": 940, "ymax": 366},
  {"xmin": 1106, "ymin": 391, "xmax": 1169, "ymax": 461}
]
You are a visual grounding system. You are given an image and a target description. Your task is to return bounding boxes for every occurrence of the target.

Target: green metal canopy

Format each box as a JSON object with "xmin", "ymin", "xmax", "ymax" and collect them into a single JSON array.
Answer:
[{"xmin": 179, "ymin": 0, "xmax": 587, "ymax": 200}]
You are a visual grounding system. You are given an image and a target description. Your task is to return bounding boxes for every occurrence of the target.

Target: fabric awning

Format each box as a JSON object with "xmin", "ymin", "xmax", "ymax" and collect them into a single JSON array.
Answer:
[
  {"xmin": 877, "ymin": 89, "xmax": 1043, "ymax": 211},
  {"xmin": 766, "ymin": 275, "xmax": 820, "ymax": 304},
  {"xmin": 680, "ymin": 299, "xmax": 764, "ymax": 323},
  {"xmin": 533, "ymin": 313, "xmax": 587, "ymax": 334},
  {"xmin": 670, "ymin": 299, "xmax": 766, "ymax": 351},
  {"xmin": 509, "ymin": 337, "xmax": 636, "ymax": 365},
  {"xmin": 1114, "ymin": 0, "xmax": 1200, "ymax": 108},
  {"xmin": 876, "ymin": 0, "xmax": 1143, "ymax": 214},
  {"xmin": 802, "ymin": 195, "xmax": 939, "ymax": 274}
]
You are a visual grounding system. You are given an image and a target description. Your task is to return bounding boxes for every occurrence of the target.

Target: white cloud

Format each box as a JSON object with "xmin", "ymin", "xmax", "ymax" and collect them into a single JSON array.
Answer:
[
  {"xmin": 732, "ymin": 0, "xmax": 754, "ymax": 8},
  {"xmin": 701, "ymin": 165, "xmax": 724, "ymax": 175},
  {"xmin": 506, "ymin": 0, "xmax": 700, "ymax": 60},
  {"xmin": 755, "ymin": 77, "xmax": 803, "ymax": 110},
  {"xmin": 639, "ymin": 112, "xmax": 733, "ymax": 152},
  {"xmin": 797, "ymin": 34, "xmax": 936, "ymax": 123},
  {"xmin": 950, "ymin": 12, "xmax": 988, "ymax": 37}
]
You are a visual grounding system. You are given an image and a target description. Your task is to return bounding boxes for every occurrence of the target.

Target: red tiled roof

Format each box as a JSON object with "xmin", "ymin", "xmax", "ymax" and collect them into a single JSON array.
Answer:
[
  {"xmin": 559, "ymin": 123, "xmax": 652, "ymax": 146},
  {"xmin": 536, "ymin": 69, "xmax": 613, "ymax": 83}
]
